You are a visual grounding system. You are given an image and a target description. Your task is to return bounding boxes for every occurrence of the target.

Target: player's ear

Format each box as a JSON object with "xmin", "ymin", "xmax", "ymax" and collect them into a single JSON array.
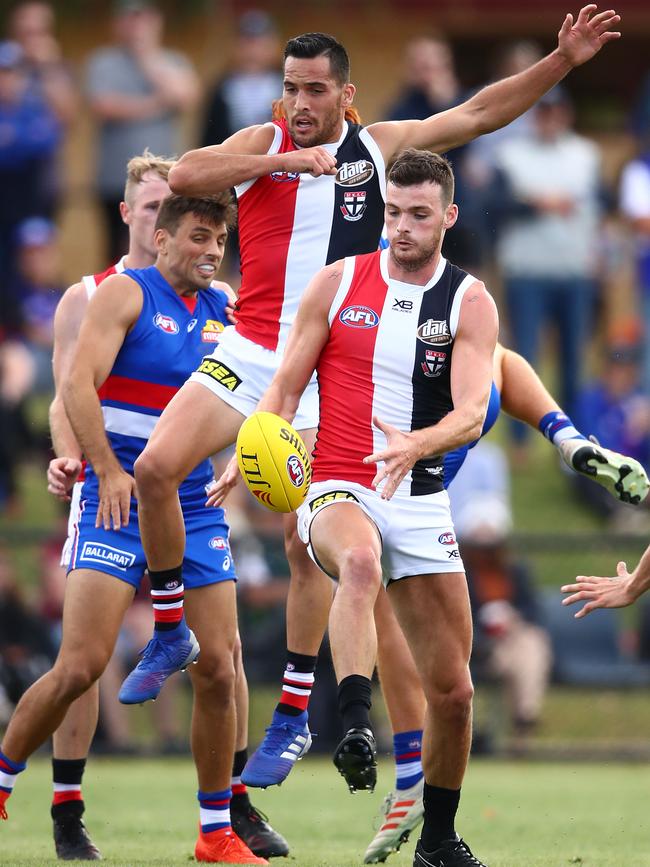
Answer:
[
  {"xmin": 154, "ymin": 227, "xmax": 167, "ymax": 254},
  {"xmin": 444, "ymin": 203, "xmax": 458, "ymax": 230},
  {"xmin": 342, "ymin": 82, "xmax": 356, "ymax": 107},
  {"xmin": 120, "ymin": 201, "xmax": 130, "ymax": 227}
]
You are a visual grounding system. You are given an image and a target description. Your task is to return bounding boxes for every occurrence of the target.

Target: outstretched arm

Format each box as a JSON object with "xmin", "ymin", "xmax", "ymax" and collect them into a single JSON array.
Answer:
[
  {"xmin": 368, "ymin": 5, "xmax": 621, "ymax": 160},
  {"xmin": 561, "ymin": 550, "xmax": 650, "ymax": 617}
]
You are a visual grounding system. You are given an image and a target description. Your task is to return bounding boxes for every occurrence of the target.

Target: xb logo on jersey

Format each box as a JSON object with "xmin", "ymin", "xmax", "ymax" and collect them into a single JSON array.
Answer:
[
  {"xmin": 340, "ymin": 190, "xmax": 367, "ymax": 222},
  {"xmin": 153, "ymin": 312, "xmax": 179, "ymax": 334},
  {"xmin": 339, "ymin": 305, "xmax": 379, "ymax": 328}
]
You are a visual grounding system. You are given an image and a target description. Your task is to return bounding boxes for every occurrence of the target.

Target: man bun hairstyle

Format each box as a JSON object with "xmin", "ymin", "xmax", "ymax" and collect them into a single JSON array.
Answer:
[
  {"xmin": 124, "ymin": 148, "xmax": 174, "ymax": 205},
  {"xmin": 388, "ymin": 148, "xmax": 455, "ymax": 206},
  {"xmin": 284, "ymin": 32, "xmax": 350, "ymax": 85},
  {"xmin": 155, "ymin": 192, "xmax": 237, "ymax": 235}
]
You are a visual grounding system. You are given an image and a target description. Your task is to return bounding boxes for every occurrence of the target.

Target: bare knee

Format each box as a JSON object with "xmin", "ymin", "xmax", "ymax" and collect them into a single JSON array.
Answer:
[
  {"xmin": 52, "ymin": 657, "xmax": 105, "ymax": 703},
  {"xmin": 284, "ymin": 514, "xmax": 309, "ymax": 567},
  {"xmin": 339, "ymin": 546, "xmax": 382, "ymax": 600},
  {"xmin": 192, "ymin": 653, "xmax": 237, "ymax": 703},
  {"xmin": 426, "ymin": 672, "xmax": 474, "ymax": 727},
  {"xmin": 134, "ymin": 447, "xmax": 181, "ymax": 497}
]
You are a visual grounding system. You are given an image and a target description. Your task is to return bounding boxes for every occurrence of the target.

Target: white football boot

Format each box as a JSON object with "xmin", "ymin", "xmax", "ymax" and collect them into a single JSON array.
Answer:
[{"xmin": 364, "ymin": 778, "xmax": 424, "ymax": 863}]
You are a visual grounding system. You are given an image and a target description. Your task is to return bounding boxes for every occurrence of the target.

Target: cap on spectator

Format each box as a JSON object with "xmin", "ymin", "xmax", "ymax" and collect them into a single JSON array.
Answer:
[
  {"xmin": 237, "ymin": 10, "xmax": 276, "ymax": 38},
  {"xmin": 15, "ymin": 217, "xmax": 57, "ymax": 248},
  {"xmin": 605, "ymin": 318, "xmax": 644, "ymax": 364},
  {"xmin": 453, "ymin": 496, "xmax": 512, "ymax": 545},
  {"xmin": 0, "ymin": 40, "xmax": 23, "ymax": 70}
]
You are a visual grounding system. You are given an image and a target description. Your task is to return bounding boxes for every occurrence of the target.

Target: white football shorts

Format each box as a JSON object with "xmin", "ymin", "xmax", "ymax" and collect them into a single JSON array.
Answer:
[
  {"xmin": 297, "ymin": 479, "xmax": 464, "ymax": 584},
  {"xmin": 61, "ymin": 480, "xmax": 83, "ymax": 568},
  {"xmin": 189, "ymin": 327, "xmax": 319, "ymax": 431}
]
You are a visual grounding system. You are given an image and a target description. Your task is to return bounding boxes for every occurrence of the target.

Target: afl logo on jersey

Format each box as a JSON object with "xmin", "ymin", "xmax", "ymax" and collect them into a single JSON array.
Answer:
[
  {"xmin": 336, "ymin": 160, "xmax": 375, "ymax": 187},
  {"xmin": 438, "ymin": 532, "xmax": 456, "ymax": 546},
  {"xmin": 209, "ymin": 536, "xmax": 227, "ymax": 550},
  {"xmin": 339, "ymin": 305, "xmax": 379, "ymax": 328},
  {"xmin": 153, "ymin": 312, "xmax": 179, "ymax": 334},
  {"xmin": 271, "ymin": 170, "xmax": 299, "ymax": 182},
  {"xmin": 417, "ymin": 319, "xmax": 450, "ymax": 346}
]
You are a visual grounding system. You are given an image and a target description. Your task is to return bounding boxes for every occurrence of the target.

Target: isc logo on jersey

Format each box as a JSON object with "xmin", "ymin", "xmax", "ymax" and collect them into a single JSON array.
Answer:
[
  {"xmin": 339, "ymin": 305, "xmax": 379, "ymax": 329},
  {"xmin": 336, "ymin": 160, "xmax": 375, "ymax": 186},
  {"xmin": 417, "ymin": 319, "xmax": 450, "ymax": 346},
  {"xmin": 201, "ymin": 319, "xmax": 225, "ymax": 343},
  {"xmin": 153, "ymin": 312, "xmax": 179, "ymax": 334},
  {"xmin": 236, "ymin": 412, "xmax": 311, "ymax": 513}
]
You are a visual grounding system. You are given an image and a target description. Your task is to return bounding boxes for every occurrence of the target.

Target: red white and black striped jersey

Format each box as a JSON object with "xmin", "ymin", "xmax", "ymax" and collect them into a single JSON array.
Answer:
[
  {"xmin": 81, "ymin": 255, "xmax": 126, "ymax": 299},
  {"xmin": 234, "ymin": 119, "xmax": 386, "ymax": 351},
  {"xmin": 313, "ymin": 248, "xmax": 477, "ymax": 496}
]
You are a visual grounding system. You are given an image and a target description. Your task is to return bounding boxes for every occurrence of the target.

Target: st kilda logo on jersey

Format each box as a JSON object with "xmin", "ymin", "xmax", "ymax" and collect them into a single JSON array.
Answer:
[
  {"xmin": 421, "ymin": 349, "xmax": 447, "ymax": 378},
  {"xmin": 417, "ymin": 318, "xmax": 450, "ymax": 346},
  {"xmin": 340, "ymin": 190, "xmax": 367, "ymax": 222},
  {"xmin": 336, "ymin": 159, "xmax": 375, "ymax": 187},
  {"xmin": 153, "ymin": 312, "xmax": 179, "ymax": 334}
]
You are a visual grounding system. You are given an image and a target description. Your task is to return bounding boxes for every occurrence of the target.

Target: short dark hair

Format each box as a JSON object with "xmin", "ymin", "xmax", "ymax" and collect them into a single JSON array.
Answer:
[
  {"xmin": 155, "ymin": 192, "xmax": 237, "ymax": 234},
  {"xmin": 284, "ymin": 32, "xmax": 350, "ymax": 85},
  {"xmin": 388, "ymin": 148, "xmax": 455, "ymax": 205}
]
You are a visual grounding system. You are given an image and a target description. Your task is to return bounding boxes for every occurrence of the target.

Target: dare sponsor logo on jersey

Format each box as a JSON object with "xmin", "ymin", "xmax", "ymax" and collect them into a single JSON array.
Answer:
[
  {"xmin": 336, "ymin": 159, "xmax": 375, "ymax": 187},
  {"xmin": 80, "ymin": 542, "xmax": 136, "ymax": 572},
  {"xmin": 309, "ymin": 490, "xmax": 359, "ymax": 512},
  {"xmin": 339, "ymin": 305, "xmax": 379, "ymax": 329},
  {"xmin": 153, "ymin": 312, "xmax": 180, "ymax": 335},
  {"xmin": 201, "ymin": 319, "xmax": 225, "ymax": 344},
  {"xmin": 438, "ymin": 531, "xmax": 456, "ymax": 546},
  {"xmin": 271, "ymin": 170, "xmax": 300, "ymax": 182},
  {"xmin": 340, "ymin": 190, "xmax": 367, "ymax": 222},
  {"xmin": 421, "ymin": 349, "xmax": 447, "ymax": 378},
  {"xmin": 196, "ymin": 357, "xmax": 242, "ymax": 391},
  {"xmin": 417, "ymin": 318, "xmax": 450, "ymax": 346}
]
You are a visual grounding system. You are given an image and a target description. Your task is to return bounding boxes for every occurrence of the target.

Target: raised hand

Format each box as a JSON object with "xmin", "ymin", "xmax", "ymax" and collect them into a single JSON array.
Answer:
[
  {"xmin": 282, "ymin": 146, "xmax": 338, "ymax": 178},
  {"xmin": 557, "ymin": 5, "xmax": 621, "ymax": 67},
  {"xmin": 561, "ymin": 561, "xmax": 637, "ymax": 617}
]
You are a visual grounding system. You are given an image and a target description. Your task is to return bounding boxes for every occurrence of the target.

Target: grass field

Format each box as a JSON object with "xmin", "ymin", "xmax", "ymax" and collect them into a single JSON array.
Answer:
[{"xmin": 2, "ymin": 756, "xmax": 649, "ymax": 867}]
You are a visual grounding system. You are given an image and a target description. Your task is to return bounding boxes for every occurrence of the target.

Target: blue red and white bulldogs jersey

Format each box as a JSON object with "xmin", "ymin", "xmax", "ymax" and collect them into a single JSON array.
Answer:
[
  {"xmin": 234, "ymin": 119, "xmax": 386, "ymax": 352},
  {"xmin": 313, "ymin": 248, "xmax": 478, "ymax": 497},
  {"xmin": 85, "ymin": 265, "xmax": 229, "ymax": 503}
]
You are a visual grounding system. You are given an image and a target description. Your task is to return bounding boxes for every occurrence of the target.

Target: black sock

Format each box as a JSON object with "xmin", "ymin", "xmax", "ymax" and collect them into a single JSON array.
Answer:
[
  {"xmin": 337, "ymin": 674, "xmax": 372, "ymax": 732},
  {"xmin": 275, "ymin": 650, "xmax": 317, "ymax": 717},
  {"xmin": 231, "ymin": 748, "xmax": 250, "ymax": 810},
  {"xmin": 148, "ymin": 565, "xmax": 185, "ymax": 634},
  {"xmin": 420, "ymin": 783, "xmax": 461, "ymax": 850},
  {"xmin": 51, "ymin": 758, "xmax": 86, "ymax": 820}
]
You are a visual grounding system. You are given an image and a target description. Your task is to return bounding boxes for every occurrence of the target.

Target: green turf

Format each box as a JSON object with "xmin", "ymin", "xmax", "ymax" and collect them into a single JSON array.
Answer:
[{"xmin": 2, "ymin": 756, "xmax": 649, "ymax": 866}]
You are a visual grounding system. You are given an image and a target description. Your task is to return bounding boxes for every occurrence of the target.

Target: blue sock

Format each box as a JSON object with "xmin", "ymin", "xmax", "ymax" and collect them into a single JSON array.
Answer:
[
  {"xmin": 198, "ymin": 788, "xmax": 232, "ymax": 834},
  {"xmin": 393, "ymin": 729, "xmax": 423, "ymax": 791},
  {"xmin": 538, "ymin": 411, "xmax": 586, "ymax": 446}
]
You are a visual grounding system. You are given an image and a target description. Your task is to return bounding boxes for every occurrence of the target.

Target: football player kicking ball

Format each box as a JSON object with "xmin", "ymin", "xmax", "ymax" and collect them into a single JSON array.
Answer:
[
  {"xmin": 363, "ymin": 341, "xmax": 649, "ymax": 864},
  {"xmin": 217, "ymin": 148, "xmax": 498, "ymax": 866},
  {"xmin": 0, "ymin": 194, "xmax": 269, "ymax": 865},
  {"xmin": 45, "ymin": 153, "xmax": 287, "ymax": 862}
]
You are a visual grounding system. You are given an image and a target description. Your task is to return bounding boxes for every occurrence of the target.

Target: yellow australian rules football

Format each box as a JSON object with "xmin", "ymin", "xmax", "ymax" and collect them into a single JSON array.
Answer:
[{"xmin": 236, "ymin": 411, "xmax": 312, "ymax": 512}]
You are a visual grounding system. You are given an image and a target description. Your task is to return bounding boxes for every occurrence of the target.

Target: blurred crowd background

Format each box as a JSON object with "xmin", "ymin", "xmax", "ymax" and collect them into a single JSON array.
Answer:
[{"xmin": 1, "ymin": 0, "xmax": 650, "ymax": 758}]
